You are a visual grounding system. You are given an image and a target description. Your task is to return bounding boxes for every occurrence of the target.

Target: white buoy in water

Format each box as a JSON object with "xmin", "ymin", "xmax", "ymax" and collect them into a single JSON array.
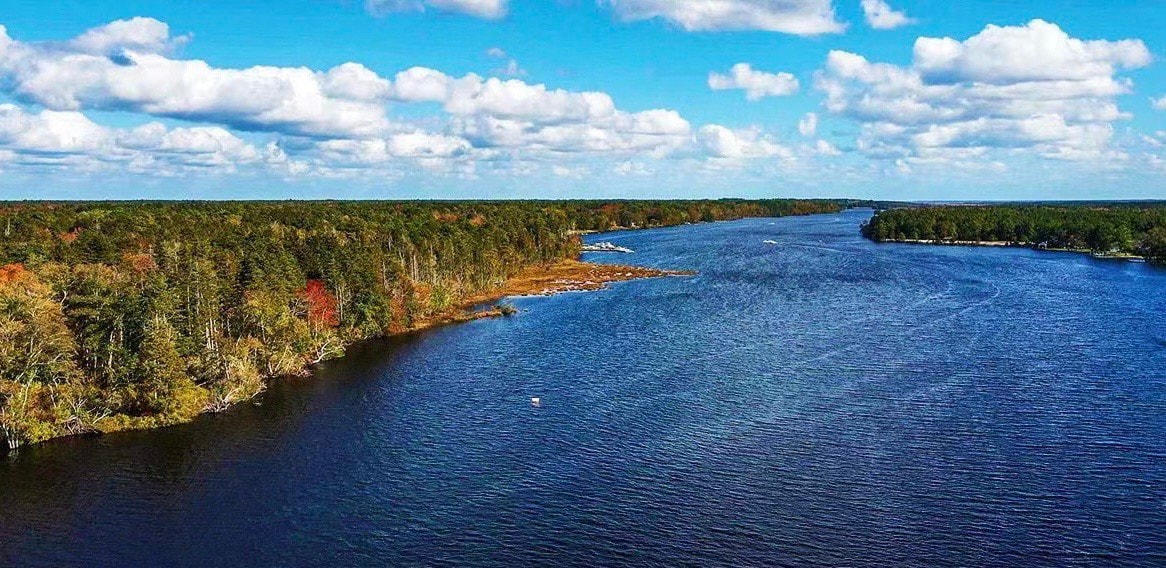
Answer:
[{"xmin": 531, "ymin": 397, "xmax": 541, "ymax": 407}]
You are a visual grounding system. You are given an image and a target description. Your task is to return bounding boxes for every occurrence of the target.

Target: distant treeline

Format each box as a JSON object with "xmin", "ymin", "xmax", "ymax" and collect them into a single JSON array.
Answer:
[
  {"xmin": 0, "ymin": 199, "xmax": 848, "ymax": 449},
  {"xmin": 862, "ymin": 204, "xmax": 1166, "ymax": 260}
]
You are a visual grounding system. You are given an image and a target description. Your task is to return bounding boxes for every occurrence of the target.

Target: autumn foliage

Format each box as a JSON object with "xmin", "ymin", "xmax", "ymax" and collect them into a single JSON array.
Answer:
[
  {"xmin": 59, "ymin": 228, "xmax": 82, "ymax": 244},
  {"xmin": 0, "ymin": 263, "xmax": 28, "ymax": 285},
  {"xmin": 0, "ymin": 199, "xmax": 850, "ymax": 450},
  {"xmin": 122, "ymin": 253, "xmax": 158, "ymax": 273},
  {"xmin": 300, "ymin": 279, "xmax": 339, "ymax": 328}
]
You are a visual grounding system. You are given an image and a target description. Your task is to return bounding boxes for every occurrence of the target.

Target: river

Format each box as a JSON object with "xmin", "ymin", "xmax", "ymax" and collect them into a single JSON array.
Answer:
[{"xmin": 2, "ymin": 209, "xmax": 1165, "ymax": 567}]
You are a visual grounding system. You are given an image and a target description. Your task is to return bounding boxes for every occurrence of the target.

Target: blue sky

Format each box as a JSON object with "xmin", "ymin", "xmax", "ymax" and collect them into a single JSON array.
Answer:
[{"xmin": 1, "ymin": 0, "xmax": 1165, "ymax": 200}]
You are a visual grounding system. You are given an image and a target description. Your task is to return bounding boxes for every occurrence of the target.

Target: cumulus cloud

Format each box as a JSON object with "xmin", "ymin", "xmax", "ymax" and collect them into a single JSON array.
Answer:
[
  {"xmin": 0, "ymin": 20, "xmax": 393, "ymax": 139},
  {"xmin": 0, "ymin": 103, "xmax": 268, "ymax": 173},
  {"xmin": 600, "ymin": 0, "xmax": 844, "ymax": 35},
  {"xmin": 0, "ymin": 105, "xmax": 110, "ymax": 154},
  {"xmin": 311, "ymin": 131, "xmax": 472, "ymax": 166},
  {"xmin": 698, "ymin": 124, "xmax": 793, "ymax": 160},
  {"xmin": 365, "ymin": 0, "xmax": 508, "ymax": 19},
  {"xmin": 391, "ymin": 67, "xmax": 693, "ymax": 154},
  {"xmin": 814, "ymin": 20, "xmax": 1151, "ymax": 162},
  {"xmin": 394, "ymin": 70, "xmax": 618, "ymax": 122},
  {"xmin": 860, "ymin": 0, "xmax": 913, "ymax": 30},
  {"xmin": 69, "ymin": 16, "xmax": 192, "ymax": 55},
  {"xmin": 0, "ymin": 16, "xmax": 791, "ymax": 179},
  {"xmin": 119, "ymin": 123, "xmax": 263, "ymax": 168},
  {"xmin": 913, "ymin": 20, "xmax": 1150, "ymax": 84},
  {"xmin": 322, "ymin": 62, "xmax": 394, "ymax": 102},
  {"xmin": 798, "ymin": 112, "xmax": 818, "ymax": 137},
  {"xmin": 708, "ymin": 63, "xmax": 799, "ymax": 101},
  {"xmin": 1153, "ymin": 96, "xmax": 1166, "ymax": 110}
]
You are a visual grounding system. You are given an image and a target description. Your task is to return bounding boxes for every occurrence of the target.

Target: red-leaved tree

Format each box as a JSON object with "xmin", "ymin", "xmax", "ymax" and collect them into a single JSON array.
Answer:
[{"xmin": 300, "ymin": 280, "xmax": 339, "ymax": 329}]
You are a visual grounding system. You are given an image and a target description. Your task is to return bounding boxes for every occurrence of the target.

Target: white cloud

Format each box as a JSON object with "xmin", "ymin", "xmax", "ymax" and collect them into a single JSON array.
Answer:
[
  {"xmin": 815, "ymin": 139, "xmax": 841, "ymax": 155},
  {"xmin": 552, "ymin": 164, "xmax": 587, "ymax": 178},
  {"xmin": 393, "ymin": 69, "xmax": 616, "ymax": 122},
  {"xmin": 1153, "ymin": 96, "xmax": 1166, "ymax": 110},
  {"xmin": 311, "ymin": 131, "xmax": 472, "ymax": 166},
  {"xmin": 387, "ymin": 131, "xmax": 472, "ymax": 158},
  {"xmin": 122, "ymin": 123, "xmax": 262, "ymax": 168},
  {"xmin": 614, "ymin": 160, "xmax": 653, "ymax": 175},
  {"xmin": 452, "ymin": 111, "xmax": 692, "ymax": 155},
  {"xmin": 798, "ymin": 112, "xmax": 818, "ymax": 137},
  {"xmin": 0, "ymin": 17, "xmax": 822, "ymax": 181},
  {"xmin": 600, "ymin": 0, "xmax": 844, "ymax": 35},
  {"xmin": 0, "ymin": 20, "xmax": 393, "ymax": 139},
  {"xmin": 913, "ymin": 19, "xmax": 1150, "ymax": 84},
  {"xmin": 708, "ymin": 63, "xmax": 799, "ymax": 101},
  {"xmin": 69, "ymin": 17, "xmax": 192, "ymax": 55},
  {"xmin": 860, "ymin": 0, "xmax": 914, "ymax": 30},
  {"xmin": 448, "ymin": 77, "xmax": 617, "ymax": 123},
  {"xmin": 814, "ymin": 20, "xmax": 1151, "ymax": 162},
  {"xmin": 0, "ymin": 104, "xmax": 110, "ymax": 154},
  {"xmin": 698, "ymin": 124, "xmax": 793, "ymax": 160},
  {"xmin": 322, "ymin": 62, "xmax": 394, "ymax": 102},
  {"xmin": 0, "ymin": 103, "xmax": 268, "ymax": 173},
  {"xmin": 390, "ymin": 66, "xmax": 453, "ymax": 102},
  {"xmin": 391, "ymin": 68, "xmax": 693, "ymax": 154},
  {"xmin": 365, "ymin": 0, "xmax": 508, "ymax": 19}
]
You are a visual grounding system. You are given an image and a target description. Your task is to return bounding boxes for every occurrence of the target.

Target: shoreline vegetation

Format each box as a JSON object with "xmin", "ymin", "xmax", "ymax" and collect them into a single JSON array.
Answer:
[
  {"xmin": 862, "ymin": 205, "xmax": 1166, "ymax": 263},
  {"xmin": 403, "ymin": 259, "xmax": 692, "ymax": 335},
  {"xmin": 873, "ymin": 238, "xmax": 1149, "ymax": 260},
  {"xmin": 0, "ymin": 199, "xmax": 849, "ymax": 451}
]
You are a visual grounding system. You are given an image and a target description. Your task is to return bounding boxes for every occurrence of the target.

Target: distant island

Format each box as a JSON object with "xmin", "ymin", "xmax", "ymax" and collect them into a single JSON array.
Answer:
[
  {"xmin": 862, "ymin": 204, "xmax": 1166, "ymax": 262},
  {"xmin": 0, "ymin": 199, "xmax": 849, "ymax": 450}
]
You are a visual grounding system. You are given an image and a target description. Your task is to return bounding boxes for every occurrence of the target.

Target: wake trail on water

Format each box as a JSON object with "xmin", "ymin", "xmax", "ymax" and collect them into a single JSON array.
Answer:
[
  {"xmin": 650, "ymin": 249, "xmax": 967, "ymax": 390},
  {"xmin": 632, "ymin": 263, "xmax": 1005, "ymax": 453},
  {"xmin": 571, "ymin": 244, "xmax": 996, "ymax": 449}
]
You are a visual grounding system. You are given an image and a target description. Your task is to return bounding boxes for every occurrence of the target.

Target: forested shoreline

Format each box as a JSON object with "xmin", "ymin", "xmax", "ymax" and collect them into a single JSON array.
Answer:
[
  {"xmin": 862, "ymin": 205, "xmax": 1166, "ymax": 261},
  {"xmin": 0, "ymin": 199, "xmax": 849, "ymax": 450}
]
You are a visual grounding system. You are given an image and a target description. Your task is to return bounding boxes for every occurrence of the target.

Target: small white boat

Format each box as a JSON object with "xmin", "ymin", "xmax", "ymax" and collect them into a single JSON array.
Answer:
[
  {"xmin": 531, "ymin": 397, "xmax": 541, "ymax": 407},
  {"xmin": 763, "ymin": 240, "xmax": 778, "ymax": 245}
]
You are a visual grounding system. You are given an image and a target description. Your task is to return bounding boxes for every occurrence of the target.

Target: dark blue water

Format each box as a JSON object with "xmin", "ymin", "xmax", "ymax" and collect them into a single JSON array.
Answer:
[{"xmin": 3, "ymin": 209, "xmax": 1166, "ymax": 567}]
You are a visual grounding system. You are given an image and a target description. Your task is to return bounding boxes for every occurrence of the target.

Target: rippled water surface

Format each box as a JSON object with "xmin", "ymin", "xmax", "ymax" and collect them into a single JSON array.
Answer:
[{"xmin": 3, "ymin": 210, "xmax": 1166, "ymax": 567}]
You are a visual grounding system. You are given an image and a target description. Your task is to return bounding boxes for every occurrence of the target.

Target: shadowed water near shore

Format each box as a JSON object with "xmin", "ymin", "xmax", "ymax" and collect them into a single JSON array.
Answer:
[{"xmin": 3, "ymin": 210, "xmax": 1166, "ymax": 567}]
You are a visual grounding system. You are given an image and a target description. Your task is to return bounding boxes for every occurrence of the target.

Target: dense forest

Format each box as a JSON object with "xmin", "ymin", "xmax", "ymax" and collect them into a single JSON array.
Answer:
[
  {"xmin": 0, "ymin": 199, "xmax": 849, "ymax": 450},
  {"xmin": 862, "ymin": 204, "xmax": 1166, "ymax": 261}
]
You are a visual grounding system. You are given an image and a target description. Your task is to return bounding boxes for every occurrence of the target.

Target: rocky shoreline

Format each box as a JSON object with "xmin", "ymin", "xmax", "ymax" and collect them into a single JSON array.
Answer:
[{"xmin": 877, "ymin": 238, "xmax": 1148, "ymax": 262}]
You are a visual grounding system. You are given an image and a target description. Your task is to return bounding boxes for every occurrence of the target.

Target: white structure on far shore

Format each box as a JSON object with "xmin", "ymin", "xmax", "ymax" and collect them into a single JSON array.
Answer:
[{"xmin": 581, "ymin": 242, "xmax": 633, "ymax": 253}]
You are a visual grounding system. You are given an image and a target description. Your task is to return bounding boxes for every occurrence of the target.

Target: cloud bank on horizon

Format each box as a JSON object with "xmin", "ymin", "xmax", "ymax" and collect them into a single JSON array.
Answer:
[{"xmin": 0, "ymin": 0, "xmax": 1164, "ymax": 200}]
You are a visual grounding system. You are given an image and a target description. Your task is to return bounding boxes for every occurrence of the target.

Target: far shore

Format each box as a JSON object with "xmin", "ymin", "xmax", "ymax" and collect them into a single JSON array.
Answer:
[{"xmin": 878, "ymin": 238, "xmax": 1148, "ymax": 261}]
